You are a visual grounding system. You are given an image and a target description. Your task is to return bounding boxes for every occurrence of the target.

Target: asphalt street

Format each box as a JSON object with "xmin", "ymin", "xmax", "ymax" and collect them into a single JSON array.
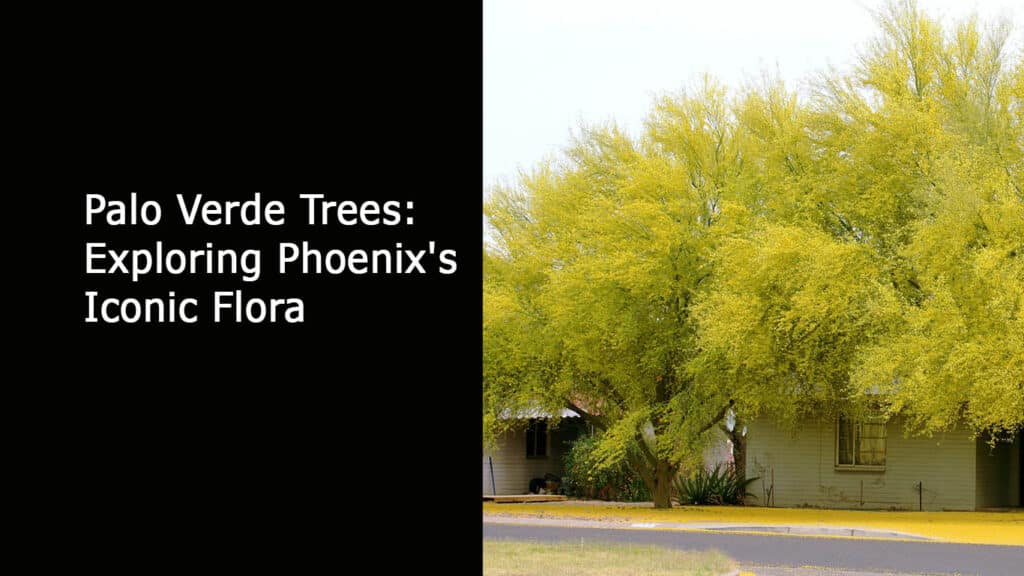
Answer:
[{"xmin": 483, "ymin": 523, "xmax": 1024, "ymax": 575}]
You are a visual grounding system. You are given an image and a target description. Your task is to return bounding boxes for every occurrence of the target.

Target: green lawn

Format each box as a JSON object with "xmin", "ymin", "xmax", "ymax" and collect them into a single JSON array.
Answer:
[{"xmin": 483, "ymin": 540, "xmax": 734, "ymax": 576}]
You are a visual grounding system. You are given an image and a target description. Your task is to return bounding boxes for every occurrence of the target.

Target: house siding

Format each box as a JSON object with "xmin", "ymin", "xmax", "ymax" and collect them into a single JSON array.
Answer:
[
  {"xmin": 975, "ymin": 436, "xmax": 1021, "ymax": 508},
  {"xmin": 702, "ymin": 427, "xmax": 734, "ymax": 471},
  {"xmin": 746, "ymin": 418, "xmax": 977, "ymax": 510},
  {"xmin": 482, "ymin": 424, "xmax": 577, "ymax": 495}
]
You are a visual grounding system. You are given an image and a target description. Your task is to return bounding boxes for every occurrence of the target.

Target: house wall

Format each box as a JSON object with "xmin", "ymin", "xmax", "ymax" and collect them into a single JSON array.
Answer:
[
  {"xmin": 702, "ymin": 427, "xmax": 734, "ymax": 471},
  {"xmin": 746, "ymin": 418, "xmax": 977, "ymax": 510},
  {"xmin": 482, "ymin": 423, "xmax": 578, "ymax": 495}
]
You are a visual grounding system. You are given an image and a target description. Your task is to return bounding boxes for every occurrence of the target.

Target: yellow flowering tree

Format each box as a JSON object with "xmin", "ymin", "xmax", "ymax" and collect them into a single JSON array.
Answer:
[{"xmin": 484, "ymin": 0, "xmax": 1023, "ymax": 507}]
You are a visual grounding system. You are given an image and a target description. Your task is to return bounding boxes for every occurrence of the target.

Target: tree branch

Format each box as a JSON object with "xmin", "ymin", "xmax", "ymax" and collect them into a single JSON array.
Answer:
[
  {"xmin": 698, "ymin": 399, "xmax": 735, "ymax": 434},
  {"xmin": 626, "ymin": 450, "xmax": 655, "ymax": 487},
  {"xmin": 632, "ymin": 429, "xmax": 659, "ymax": 469}
]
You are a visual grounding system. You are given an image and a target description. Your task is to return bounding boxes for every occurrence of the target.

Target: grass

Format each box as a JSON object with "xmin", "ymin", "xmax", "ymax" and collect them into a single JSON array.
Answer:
[
  {"xmin": 483, "ymin": 539, "xmax": 734, "ymax": 576},
  {"xmin": 482, "ymin": 502, "xmax": 1024, "ymax": 546}
]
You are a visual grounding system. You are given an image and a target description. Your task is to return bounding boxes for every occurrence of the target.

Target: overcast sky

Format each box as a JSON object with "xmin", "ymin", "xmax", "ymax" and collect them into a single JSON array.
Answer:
[{"xmin": 483, "ymin": 0, "xmax": 1023, "ymax": 192}]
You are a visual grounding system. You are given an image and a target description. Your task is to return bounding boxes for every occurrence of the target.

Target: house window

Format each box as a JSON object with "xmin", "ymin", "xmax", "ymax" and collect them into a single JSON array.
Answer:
[
  {"xmin": 526, "ymin": 419, "xmax": 547, "ymax": 458},
  {"xmin": 836, "ymin": 416, "xmax": 886, "ymax": 468}
]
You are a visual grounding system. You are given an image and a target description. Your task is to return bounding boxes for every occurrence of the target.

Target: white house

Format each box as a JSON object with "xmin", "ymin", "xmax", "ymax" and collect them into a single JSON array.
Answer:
[
  {"xmin": 745, "ymin": 416, "xmax": 1022, "ymax": 510},
  {"xmin": 482, "ymin": 408, "xmax": 734, "ymax": 497},
  {"xmin": 482, "ymin": 408, "xmax": 584, "ymax": 496}
]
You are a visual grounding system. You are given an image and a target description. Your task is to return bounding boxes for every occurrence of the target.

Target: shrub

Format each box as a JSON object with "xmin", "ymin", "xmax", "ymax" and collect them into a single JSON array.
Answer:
[
  {"xmin": 562, "ymin": 434, "xmax": 651, "ymax": 502},
  {"xmin": 673, "ymin": 463, "xmax": 758, "ymax": 505}
]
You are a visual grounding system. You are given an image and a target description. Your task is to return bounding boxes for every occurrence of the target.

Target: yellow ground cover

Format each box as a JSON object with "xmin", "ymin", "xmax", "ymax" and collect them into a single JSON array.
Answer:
[{"xmin": 482, "ymin": 502, "xmax": 1024, "ymax": 546}]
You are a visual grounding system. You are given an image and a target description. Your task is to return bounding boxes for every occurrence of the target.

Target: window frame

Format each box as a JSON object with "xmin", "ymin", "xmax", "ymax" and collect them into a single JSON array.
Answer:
[{"xmin": 834, "ymin": 415, "xmax": 887, "ymax": 471}]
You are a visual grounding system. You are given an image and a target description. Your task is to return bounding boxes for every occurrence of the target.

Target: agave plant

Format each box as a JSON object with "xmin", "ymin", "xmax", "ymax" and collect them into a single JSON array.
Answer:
[{"xmin": 673, "ymin": 464, "xmax": 759, "ymax": 505}]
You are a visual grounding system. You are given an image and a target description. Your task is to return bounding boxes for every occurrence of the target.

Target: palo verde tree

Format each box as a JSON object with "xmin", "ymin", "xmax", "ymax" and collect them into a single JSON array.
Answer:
[
  {"xmin": 694, "ymin": 1, "xmax": 1023, "ymax": 440},
  {"xmin": 485, "ymin": 80, "xmax": 770, "ymax": 508},
  {"xmin": 485, "ymin": 1, "xmax": 1023, "ymax": 508},
  {"xmin": 845, "ymin": 2, "xmax": 1024, "ymax": 440}
]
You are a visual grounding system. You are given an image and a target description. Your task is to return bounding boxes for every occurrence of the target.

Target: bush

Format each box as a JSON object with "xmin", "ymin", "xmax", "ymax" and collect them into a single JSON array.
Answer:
[
  {"xmin": 562, "ymin": 434, "xmax": 651, "ymax": 502},
  {"xmin": 673, "ymin": 463, "xmax": 758, "ymax": 505}
]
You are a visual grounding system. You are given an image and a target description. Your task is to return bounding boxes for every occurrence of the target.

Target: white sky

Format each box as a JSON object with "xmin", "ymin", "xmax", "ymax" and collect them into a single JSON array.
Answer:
[{"xmin": 483, "ymin": 0, "xmax": 1023, "ymax": 191}]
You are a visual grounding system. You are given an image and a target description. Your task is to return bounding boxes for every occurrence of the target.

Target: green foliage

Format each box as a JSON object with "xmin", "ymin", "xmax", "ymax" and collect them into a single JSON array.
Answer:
[
  {"xmin": 562, "ymin": 434, "xmax": 651, "ymax": 502},
  {"xmin": 672, "ymin": 464, "xmax": 759, "ymax": 506}
]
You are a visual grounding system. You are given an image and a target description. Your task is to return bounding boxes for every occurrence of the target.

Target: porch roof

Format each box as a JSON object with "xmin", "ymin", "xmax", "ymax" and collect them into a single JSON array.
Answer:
[{"xmin": 497, "ymin": 407, "xmax": 580, "ymax": 420}]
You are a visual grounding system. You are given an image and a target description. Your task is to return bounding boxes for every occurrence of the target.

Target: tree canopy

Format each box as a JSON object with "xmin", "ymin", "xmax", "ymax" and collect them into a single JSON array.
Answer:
[{"xmin": 484, "ymin": 0, "xmax": 1023, "ymax": 508}]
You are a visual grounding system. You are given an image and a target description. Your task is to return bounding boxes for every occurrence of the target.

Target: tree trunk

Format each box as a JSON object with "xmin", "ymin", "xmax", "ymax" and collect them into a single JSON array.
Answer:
[
  {"xmin": 732, "ymin": 431, "xmax": 750, "ymax": 504},
  {"xmin": 716, "ymin": 422, "xmax": 751, "ymax": 505},
  {"xmin": 731, "ymin": 430, "xmax": 746, "ymax": 481},
  {"xmin": 650, "ymin": 460, "xmax": 676, "ymax": 509}
]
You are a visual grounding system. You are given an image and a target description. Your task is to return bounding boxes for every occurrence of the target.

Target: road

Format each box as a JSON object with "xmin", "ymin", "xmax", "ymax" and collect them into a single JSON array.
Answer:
[{"xmin": 483, "ymin": 523, "xmax": 1024, "ymax": 575}]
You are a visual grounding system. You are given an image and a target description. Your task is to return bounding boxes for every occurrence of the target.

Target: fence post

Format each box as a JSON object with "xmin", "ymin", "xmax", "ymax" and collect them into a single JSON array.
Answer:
[{"xmin": 489, "ymin": 456, "xmax": 497, "ymax": 495}]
